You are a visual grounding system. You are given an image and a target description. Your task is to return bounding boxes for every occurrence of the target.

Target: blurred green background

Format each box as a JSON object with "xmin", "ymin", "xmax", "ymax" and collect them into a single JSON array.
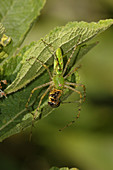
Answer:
[{"xmin": 0, "ymin": 0, "xmax": 113, "ymax": 170}]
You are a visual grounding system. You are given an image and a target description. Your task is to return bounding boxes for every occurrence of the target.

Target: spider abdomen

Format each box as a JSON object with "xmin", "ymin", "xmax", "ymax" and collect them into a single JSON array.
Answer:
[{"xmin": 48, "ymin": 88, "xmax": 62, "ymax": 108}]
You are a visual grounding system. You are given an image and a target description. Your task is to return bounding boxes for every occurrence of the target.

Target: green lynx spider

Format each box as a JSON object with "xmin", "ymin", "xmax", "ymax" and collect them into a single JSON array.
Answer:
[{"xmin": 26, "ymin": 39, "xmax": 86, "ymax": 130}]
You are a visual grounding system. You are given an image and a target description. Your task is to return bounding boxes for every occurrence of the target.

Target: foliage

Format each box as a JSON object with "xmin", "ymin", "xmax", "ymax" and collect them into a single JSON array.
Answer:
[{"xmin": 0, "ymin": 0, "xmax": 113, "ymax": 141}]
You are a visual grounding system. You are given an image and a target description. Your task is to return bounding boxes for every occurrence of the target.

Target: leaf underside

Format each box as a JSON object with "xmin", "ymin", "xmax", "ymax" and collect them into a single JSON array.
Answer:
[{"xmin": 0, "ymin": 19, "xmax": 113, "ymax": 141}]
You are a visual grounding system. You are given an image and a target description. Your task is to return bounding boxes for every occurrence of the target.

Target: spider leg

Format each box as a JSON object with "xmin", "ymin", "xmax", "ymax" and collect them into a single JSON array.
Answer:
[
  {"xmin": 33, "ymin": 85, "xmax": 52, "ymax": 119},
  {"xmin": 59, "ymin": 84, "xmax": 85, "ymax": 131},
  {"xmin": 41, "ymin": 39, "xmax": 58, "ymax": 62},
  {"xmin": 36, "ymin": 58, "xmax": 52, "ymax": 79},
  {"xmin": 28, "ymin": 83, "xmax": 52, "ymax": 141},
  {"xmin": 65, "ymin": 82, "xmax": 86, "ymax": 102},
  {"xmin": 62, "ymin": 44, "xmax": 78, "ymax": 76},
  {"xmin": 41, "ymin": 39, "xmax": 54, "ymax": 55},
  {"xmin": 41, "ymin": 39, "xmax": 61, "ymax": 76},
  {"xmin": 64, "ymin": 65, "xmax": 81, "ymax": 80},
  {"xmin": 25, "ymin": 81, "xmax": 52, "ymax": 109},
  {"xmin": 27, "ymin": 56, "xmax": 52, "ymax": 79},
  {"xmin": 62, "ymin": 36, "xmax": 81, "ymax": 76}
]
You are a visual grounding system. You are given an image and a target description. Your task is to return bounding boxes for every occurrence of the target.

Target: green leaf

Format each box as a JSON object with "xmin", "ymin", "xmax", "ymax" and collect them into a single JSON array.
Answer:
[
  {"xmin": 0, "ymin": 0, "xmax": 46, "ymax": 77},
  {"xmin": 4, "ymin": 19, "xmax": 113, "ymax": 94},
  {"xmin": 0, "ymin": 19, "xmax": 113, "ymax": 141},
  {"xmin": 0, "ymin": 0, "xmax": 46, "ymax": 55}
]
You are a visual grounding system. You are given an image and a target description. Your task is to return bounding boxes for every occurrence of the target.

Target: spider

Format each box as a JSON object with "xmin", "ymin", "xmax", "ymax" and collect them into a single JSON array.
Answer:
[{"xmin": 26, "ymin": 39, "xmax": 86, "ymax": 130}]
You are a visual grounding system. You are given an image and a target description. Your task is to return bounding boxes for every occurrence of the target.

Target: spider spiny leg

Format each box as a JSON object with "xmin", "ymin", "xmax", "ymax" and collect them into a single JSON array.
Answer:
[{"xmin": 59, "ymin": 84, "xmax": 84, "ymax": 131}]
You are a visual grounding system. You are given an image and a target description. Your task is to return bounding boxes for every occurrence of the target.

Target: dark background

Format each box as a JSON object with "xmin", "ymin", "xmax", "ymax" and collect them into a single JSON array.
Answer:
[{"xmin": 0, "ymin": 0, "xmax": 113, "ymax": 170}]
